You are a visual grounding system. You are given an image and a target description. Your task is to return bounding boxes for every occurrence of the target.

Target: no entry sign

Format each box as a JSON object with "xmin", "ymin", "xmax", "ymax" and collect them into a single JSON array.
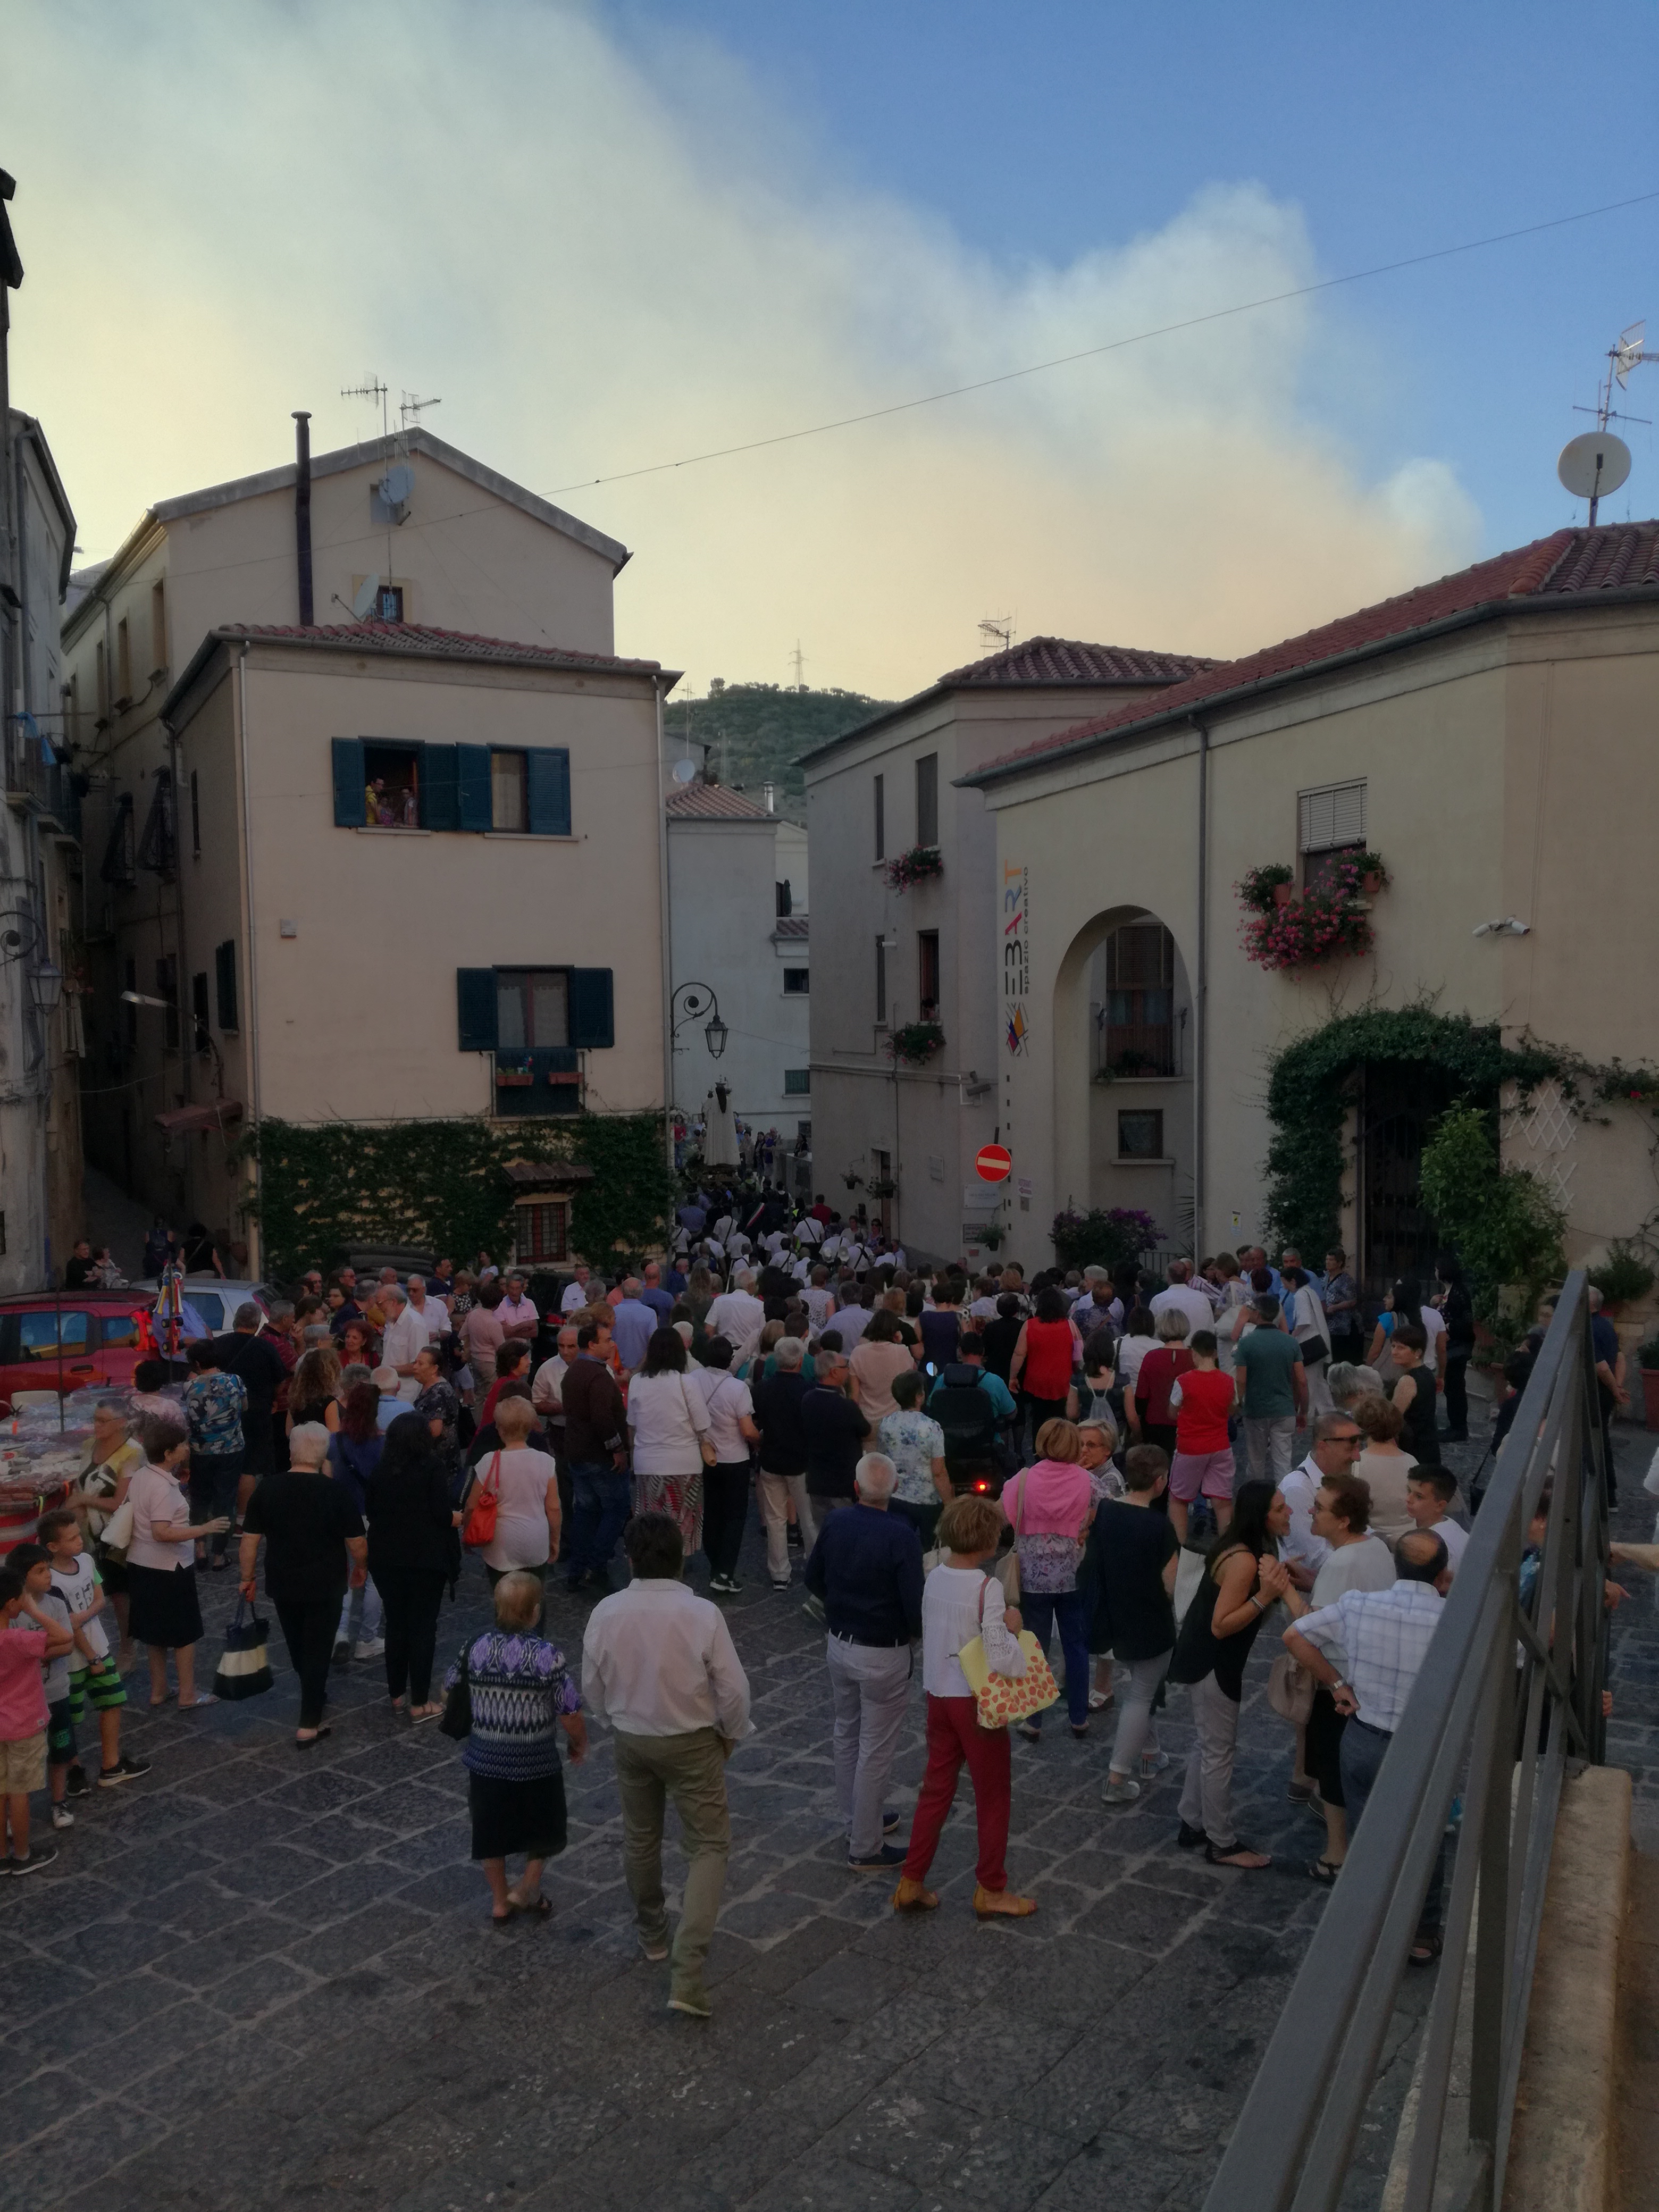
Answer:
[{"xmin": 975, "ymin": 1144, "xmax": 1012, "ymax": 1183}]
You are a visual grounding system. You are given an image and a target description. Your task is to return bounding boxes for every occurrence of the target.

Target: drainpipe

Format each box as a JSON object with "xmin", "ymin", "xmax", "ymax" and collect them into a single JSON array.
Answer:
[
  {"xmin": 654, "ymin": 675, "xmax": 674, "ymax": 1170},
  {"xmin": 291, "ymin": 413, "xmax": 313, "ymax": 626},
  {"xmin": 1191, "ymin": 715, "xmax": 1210, "ymax": 1260},
  {"xmin": 236, "ymin": 643, "xmax": 263, "ymax": 1273}
]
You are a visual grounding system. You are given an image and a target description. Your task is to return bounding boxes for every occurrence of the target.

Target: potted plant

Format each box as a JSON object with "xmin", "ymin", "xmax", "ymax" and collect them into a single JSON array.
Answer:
[
  {"xmin": 885, "ymin": 1020, "xmax": 946, "ymax": 1067},
  {"xmin": 886, "ymin": 845, "xmax": 944, "ymax": 893},
  {"xmin": 867, "ymin": 1176, "xmax": 898, "ymax": 1200},
  {"xmin": 1238, "ymin": 862, "xmax": 1294, "ymax": 914},
  {"xmin": 495, "ymin": 1061, "xmax": 534, "ymax": 1088},
  {"xmin": 1639, "ymin": 1338, "xmax": 1659, "ymax": 1431},
  {"xmin": 1352, "ymin": 850, "xmax": 1391, "ymax": 896},
  {"xmin": 1588, "ymin": 1240, "xmax": 1656, "ymax": 1316}
]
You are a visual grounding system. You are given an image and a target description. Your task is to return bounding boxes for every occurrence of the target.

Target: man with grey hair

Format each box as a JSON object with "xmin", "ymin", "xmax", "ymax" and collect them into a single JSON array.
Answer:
[
  {"xmin": 803, "ymin": 1452, "xmax": 923, "ymax": 1870},
  {"xmin": 610, "ymin": 1277, "xmax": 656, "ymax": 1375},
  {"xmin": 378, "ymin": 1284, "xmax": 427, "ymax": 1402},
  {"xmin": 240, "ymin": 1421, "xmax": 367, "ymax": 1747},
  {"xmin": 706, "ymin": 1268, "xmax": 766, "ymax": 1359}
]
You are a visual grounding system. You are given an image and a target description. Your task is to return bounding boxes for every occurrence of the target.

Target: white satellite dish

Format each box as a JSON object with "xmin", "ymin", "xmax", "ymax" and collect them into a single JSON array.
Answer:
[
  {"xmin": 672, "ymin": 758, "xmax": 697, "ymax": 784},
  {"xmin": 351, "ymin": 573, "xmax": 382, "ymax": 620},
  {"xmin": 380, "ymin": 463, "xmax": 414, "ymax": 508},
  {"xmin": 1557, "ymin": 430, "xmax": 1631, "ymax": 502}
]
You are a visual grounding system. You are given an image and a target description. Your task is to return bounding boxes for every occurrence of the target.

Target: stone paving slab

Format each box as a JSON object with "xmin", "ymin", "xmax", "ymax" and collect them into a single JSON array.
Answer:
[{"xmin": 5, "ymin": 1418, "xmax": 1655, "ymax": 2212}]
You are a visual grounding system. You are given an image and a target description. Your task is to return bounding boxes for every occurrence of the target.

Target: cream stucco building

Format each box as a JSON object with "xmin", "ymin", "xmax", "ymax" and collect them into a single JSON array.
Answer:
[
  {"xmin": 959, "ymin": 523, "xmax": 1659, "ymax": 1290},
  {"xmin": 801, "ymin": 638, "xmax": 1211, "ymax": 1263},
  {"xmin": 60, "ymin": 428, "xmax": 676, "ymax": 1268}
]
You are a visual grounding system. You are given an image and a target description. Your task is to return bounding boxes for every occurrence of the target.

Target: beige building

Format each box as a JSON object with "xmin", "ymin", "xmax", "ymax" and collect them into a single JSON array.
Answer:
[
  {"xmin": 960, "ymin": 522, "xmax": 1659, "ymax": 1289},
  {"xmin": 801, "ymin": 638, "xmax": 1212, "ymax": 1264},
  {"xmin": 60, "ymin": 428, "xmax": 676, "ymax": 1266}
]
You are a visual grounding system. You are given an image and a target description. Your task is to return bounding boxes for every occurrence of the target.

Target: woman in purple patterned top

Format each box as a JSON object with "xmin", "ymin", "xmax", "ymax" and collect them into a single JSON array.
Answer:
[{"xmin": 445, "ymin": 1571, "xmax": 586, "ymax": 1922}]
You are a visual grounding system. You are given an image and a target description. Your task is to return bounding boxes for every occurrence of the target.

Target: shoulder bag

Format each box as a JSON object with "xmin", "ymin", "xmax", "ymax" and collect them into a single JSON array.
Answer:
[
  {"xmin": 462, "ymin": 1451, "xmax": 501, "ymax": 1549},
  {"xmin": 958, "ymin": 1574, "xmax": 1059, "ymax": 1731},
  {"xmin": 213, "ymin": 1594, "xmax": 273, "ymax": 1702},
  {"xmin": 1267, "ymin": 1648, "xmax": 1316, "ymax": 1726},
  {"xmin": 438, "ymin": 1637, "xmax": 474, "ymax": 1739}
]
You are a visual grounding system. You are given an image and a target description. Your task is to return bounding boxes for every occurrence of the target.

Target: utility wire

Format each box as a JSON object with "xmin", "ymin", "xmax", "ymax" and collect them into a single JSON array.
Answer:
[{"xmin": 550, "ymin": 188, "xmax": 1659, "ymax": 496}]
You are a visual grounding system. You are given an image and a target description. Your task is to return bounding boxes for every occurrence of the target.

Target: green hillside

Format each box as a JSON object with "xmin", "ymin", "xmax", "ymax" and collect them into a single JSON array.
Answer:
[{"xmin": 665, "ymin": 683, "xmax": 891, "ymax": 814}]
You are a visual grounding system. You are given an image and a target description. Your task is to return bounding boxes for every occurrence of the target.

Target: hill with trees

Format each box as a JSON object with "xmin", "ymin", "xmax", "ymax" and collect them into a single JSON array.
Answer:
[{"xmin": 664, "ymin": 683, "xmax": 891, "ymax": 814}]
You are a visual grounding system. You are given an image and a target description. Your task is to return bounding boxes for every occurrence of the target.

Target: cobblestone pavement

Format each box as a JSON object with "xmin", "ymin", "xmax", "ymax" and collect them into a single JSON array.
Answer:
[{"xmin": 8, "ymin": 1413, "xmax": 1656, "ymax": 2212}]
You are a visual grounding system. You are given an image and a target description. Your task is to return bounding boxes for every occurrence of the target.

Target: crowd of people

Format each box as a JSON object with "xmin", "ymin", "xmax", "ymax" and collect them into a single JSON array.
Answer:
[{"xmin": 0, "ymin": 1191, "xmax": 1600, "ymax": 2023}]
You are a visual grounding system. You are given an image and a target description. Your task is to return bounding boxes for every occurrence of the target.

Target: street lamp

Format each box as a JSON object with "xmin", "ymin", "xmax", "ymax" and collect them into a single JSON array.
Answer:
[
  {"xmin": 671, "ymin": 982, "xmax": 728, "ymax": 1062},
  {"xmin": 29, "ymin": 959, "xmax": 62, "ymax": 1016}
]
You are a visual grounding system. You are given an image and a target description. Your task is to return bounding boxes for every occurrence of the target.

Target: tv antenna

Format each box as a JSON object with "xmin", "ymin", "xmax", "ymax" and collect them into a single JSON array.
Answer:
[
  {"xmin": 400, "ymin": 390, "xmax": 442, "ymax": 432},
  {"xmin": 978, "ymin": 616, "xmax": 1015, "ymax": 653},
  {"xmin": 789, "ymin": 640, "xmax": 807, "ymax": 691},
  {"xmin": 1561, "ymin": 321, "xmax": 1658, "ymax": 521},
  {"xmin": 342, "ymin": 375, "xmax": 390, "ymax": 439}
]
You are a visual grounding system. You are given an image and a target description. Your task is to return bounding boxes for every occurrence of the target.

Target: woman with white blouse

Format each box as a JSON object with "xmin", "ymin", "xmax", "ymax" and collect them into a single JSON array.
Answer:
[
  {"xmin": 892, "ymin": 1492, "xmax": 1036, "ymax": 1922},
  {"xmin": 463, "ymin": 1394, "xmax": 561, "ymax": 1589},
  {"xmin": 126, "ymin": 1406, "xmax": 228, "ymax": 1710},
  {"xmin": 626, "ymin": 1327, "xmax": 714, "ymax": 1559}
]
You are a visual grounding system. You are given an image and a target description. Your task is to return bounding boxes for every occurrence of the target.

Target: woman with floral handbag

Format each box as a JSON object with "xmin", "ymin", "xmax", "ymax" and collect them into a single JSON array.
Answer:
[{"xmin": 892, "ymin": 1492, "xmax": 1042, "ymax": 1922}]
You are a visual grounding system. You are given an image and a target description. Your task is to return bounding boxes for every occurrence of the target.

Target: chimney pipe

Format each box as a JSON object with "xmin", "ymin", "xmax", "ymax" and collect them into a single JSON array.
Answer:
[{"xmin": 292, "ymin": 410, "xmax": 313, "ymax": 626}]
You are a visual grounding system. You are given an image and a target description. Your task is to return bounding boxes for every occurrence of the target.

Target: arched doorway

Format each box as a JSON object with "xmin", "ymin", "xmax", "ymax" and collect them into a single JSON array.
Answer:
[{"xmin": 1053, "ymin": 907, "xmax": 1195, "ymax": 1259}]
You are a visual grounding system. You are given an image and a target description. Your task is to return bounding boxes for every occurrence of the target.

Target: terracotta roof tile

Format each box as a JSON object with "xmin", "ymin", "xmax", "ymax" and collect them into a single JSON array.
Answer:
[
  {"xmin": 665, "ymin": 781, "xmax": 775, "ymax": 820},
  {"xmin": 965, "ymin": 523, "xmax": 1659, "ymax": 785},
  {"xmin": 937, "ymin": 635, "xmax": 1216, "ymax": 686}
]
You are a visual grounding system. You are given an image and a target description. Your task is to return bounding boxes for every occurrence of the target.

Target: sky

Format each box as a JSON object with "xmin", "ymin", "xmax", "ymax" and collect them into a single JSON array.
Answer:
[{"xmin": 5, "ymin": 0, "xmax": 1658, "ymax": 700}]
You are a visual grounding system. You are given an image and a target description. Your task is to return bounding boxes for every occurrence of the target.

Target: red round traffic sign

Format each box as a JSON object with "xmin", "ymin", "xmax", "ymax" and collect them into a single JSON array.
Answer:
[{"xmin": 975, "ymin": 1144, "xmax": 1012, "ymax": 1183}]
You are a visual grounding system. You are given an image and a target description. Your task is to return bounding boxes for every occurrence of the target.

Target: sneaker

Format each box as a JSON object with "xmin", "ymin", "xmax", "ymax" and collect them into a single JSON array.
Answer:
[
  {"xmin": 10, "ymin": 1845, "xmax": 57, "ymax": 1875},
  {"xmin": 1102, "ymin": 1777, "xmax": 1141, "ymax": 1805},
  {"xmin": 51, "ymin": 1804, "xmax": 74, "ymax": 1830},
  {"xmin": 1139, "ymin": 1749, "xmax": 1170, "ymax": 1779},
  {"xmin": 99, "ymin": 1756, "xmax": 153, "ymax": 1788},
  {"xmin": 882, "ymin": 1808, "xmax": 901, "ymax": 1834},
  {"xmin": 847, "ymin": 1842, "xmax": 907, "ymax": 1872},
  {"xmin": 638, "ymin": 1932, "xmax": 670, "ymax": 1963},
  {"xmin": 354, "ymin": 1638, "xmax": 387, "ymax": 1660},
  {"xmin": 63, "ymin": 1765, "xmax": 91, "ymax": 1799},
  {"xmin": 770, "ymin": 1578, "xmax": 791, "ymax": 1593}
]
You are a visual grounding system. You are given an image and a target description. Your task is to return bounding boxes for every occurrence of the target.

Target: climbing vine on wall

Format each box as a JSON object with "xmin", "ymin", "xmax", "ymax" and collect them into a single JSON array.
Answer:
[{"xmin": 241, "ymin": 1112, "xmax": 673, "ymax": 1282}]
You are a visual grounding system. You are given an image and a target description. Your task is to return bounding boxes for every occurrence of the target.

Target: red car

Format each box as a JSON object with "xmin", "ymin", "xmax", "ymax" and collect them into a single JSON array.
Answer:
[{"xmin": 0, "ymin": 1291, "xmax": 157, "ymax": 1406}]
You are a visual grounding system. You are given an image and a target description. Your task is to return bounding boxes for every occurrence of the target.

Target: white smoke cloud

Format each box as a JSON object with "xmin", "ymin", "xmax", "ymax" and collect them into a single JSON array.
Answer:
[{"xmin": 3, "ymin": 0, "xmax": 1480, "ymax": 696}]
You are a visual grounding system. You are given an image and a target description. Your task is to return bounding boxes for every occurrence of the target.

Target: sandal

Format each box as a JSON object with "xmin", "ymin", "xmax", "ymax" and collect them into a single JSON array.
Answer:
[
  {"xmin": 1087, "ymin": 1688, "xmax": 1113, "ymax": 1711},
  {"xmin": 1309, "ymin": 1857, "xmax": 1343, "ymax": 1885},
  {"xmin": 510, "ymin": 1895, "xmax": 551, "ymax": 1918},
  {"xmin": 177, "ymin": 1693, "xmax": 218, "ymax": 1709},
  {"xmin": 1409, "ymin": 1930, "xmax": 1443, "ymax": 1966},
  {"xmin": 1204, "ymin": 1839, "xmax": 1271, "ymax": 1870}
]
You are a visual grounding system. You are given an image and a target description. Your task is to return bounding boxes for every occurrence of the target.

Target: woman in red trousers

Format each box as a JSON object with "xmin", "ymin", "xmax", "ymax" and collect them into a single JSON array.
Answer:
[{"xmin": 892, "ymin": 1492, "xmax": 1037, "ymax": 1921}]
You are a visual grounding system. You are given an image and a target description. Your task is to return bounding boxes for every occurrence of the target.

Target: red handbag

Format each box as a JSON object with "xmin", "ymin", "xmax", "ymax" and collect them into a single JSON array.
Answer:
[{"xmin": 462, "ymin": 1452, "xmax": 501, "ymax": 1549}]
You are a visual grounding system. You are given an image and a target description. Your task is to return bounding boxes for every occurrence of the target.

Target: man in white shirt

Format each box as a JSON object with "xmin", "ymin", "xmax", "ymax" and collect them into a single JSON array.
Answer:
[
  {"xmin": 582, "ymin": 1513, "xmax": 752, "ymax": 2020},
  {"xmin": 1149, "ymin": 1260, "xmax": 1215, "ymax": 1343},
  {"xmin": 1277, "ymin": 1411, "xmax": 1367, "ymax": 1586},
  {"xmin": 404, "ymin": 1275, "xmax": 446, "ymax": 1348},
  {"xmin": 802, "ymin": 1265, "xmax": 837, "ymax": 1331},
  {"xmin": 378, "ymin": 1286, "xmax": 429, "ymax": 1402},
  {"xmin": 560, "ymin": 1263, "xmax": 594, "ymax": 1315},
  {"xmin": 532, "ymin": 1323, "xmax": 581, "ymax": 1502},
  {"xmin": 706, "ymin": 1270, "xmax": 766, "ymax": 1356}
]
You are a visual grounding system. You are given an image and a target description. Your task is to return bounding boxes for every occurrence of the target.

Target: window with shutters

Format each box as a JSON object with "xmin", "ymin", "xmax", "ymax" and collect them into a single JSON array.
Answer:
[
  {"xmin": 918, "ymin": 929, "xmax": 940, "ymax": 1015},
  {"xmin": 1298, "ymin": 780, "xmax": 1367, "ymax": 893},
  {"xmin": 215, "ymin": 940, "xmax": 239, "ymax": 1033},
  {"xmin": 1101, "ymin": 921, "xmax": 1176, "ymax": 1077},
  {"xmin": 873, "ymin": 774, "xmax": 885, "ymax": 861},
  {"xmin": 362, "ymin": 742, "xmax": 423, "ymax": 828},
  {"xmin": 514, "ymin": 1200, "xmax": 569, "ymax": 1265},
  {"xmin": 915, "ymin": 754, "xmax": 939, "ymax": 848}
]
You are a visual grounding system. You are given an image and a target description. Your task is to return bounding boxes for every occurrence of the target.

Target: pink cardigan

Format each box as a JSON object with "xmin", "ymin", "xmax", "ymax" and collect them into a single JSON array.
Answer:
[{"xmin": 1005, "ymin": 1459, "xmax": 1093, "ymax": 1538}]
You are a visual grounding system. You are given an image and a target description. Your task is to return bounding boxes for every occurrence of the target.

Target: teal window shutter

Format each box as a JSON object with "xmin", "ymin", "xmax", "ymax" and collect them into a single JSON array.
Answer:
[
  {"xmin": 457, "ymin": 968, "xmax": 498, "ymax": 1051},
  {"xmin": 331, "ymin": 738, "xmax": 366, "ymax": 826},
  {"xmin": 526, "ymin": 748, "xmax": 572, "ymax": 836},
  {"xmin": 423, "ymin": 743, "xmax": 458, "ymax": 831},
  {"xmin": 569, "ymin": 967, "xmax": 614, "ymax": 1049},
  {"xmin": 457, "ymin": 745, "xmax": 491, "ymax": 832}
]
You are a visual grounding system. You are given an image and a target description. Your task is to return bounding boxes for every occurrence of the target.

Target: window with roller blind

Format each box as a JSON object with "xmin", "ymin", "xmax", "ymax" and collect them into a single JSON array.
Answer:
[{"xmin": 1298, "ymin": 780, "xmax": 1367, "ymax": 893}]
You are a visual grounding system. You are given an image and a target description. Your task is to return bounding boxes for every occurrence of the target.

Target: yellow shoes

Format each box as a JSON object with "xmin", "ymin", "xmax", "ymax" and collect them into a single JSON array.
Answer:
[
  {"xmin": 973, "ymin": 1885, "xmax": 1038, "ymax": 1920},
  {"xmin": 890, "ymin": 1877, "xmax": 939, "ymax": 1913}
]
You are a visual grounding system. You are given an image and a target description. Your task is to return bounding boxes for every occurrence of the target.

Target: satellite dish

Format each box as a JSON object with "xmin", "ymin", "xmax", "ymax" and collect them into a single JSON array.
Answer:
[
  {"xmin": 380, "ymin": 463, "xmax": 414, "ymax": 508},
  {"xmin": 351, "ymin": 574, "xmax": 382, "ymax": 621},
  {"xmin": 1557, "ymin": 430, "xmax": 1631, "ymax": 502},
  {"xmin": 672, "ymin": 759, "xmax": 697, "ymax": 784}
]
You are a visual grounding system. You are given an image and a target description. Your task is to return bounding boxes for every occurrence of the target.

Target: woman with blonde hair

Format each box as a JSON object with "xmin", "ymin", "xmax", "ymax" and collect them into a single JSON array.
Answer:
[
  {"xmin": 1348, "ymin": 1393, "xmax": 1417, "ymax": 1548},
  {"xmin": 893, "ymin": 1492, "xmax": 1036, "ymax": 1921},
  {"xmin": 445, "ymin": 1569, "xmax": 586, "ymax": 1923},
  {"xmin": 1004, "ymin": 1419, "xmax": 1095, "ymax": 1743},
  {"xmin": 463, "ymin": 1393, "xmax": 562, "ymax": 1590}
]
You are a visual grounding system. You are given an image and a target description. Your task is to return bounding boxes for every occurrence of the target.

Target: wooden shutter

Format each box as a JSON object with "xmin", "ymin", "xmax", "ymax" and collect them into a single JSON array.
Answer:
[
  {"xmin": 331, "ymin": 738, "xmax": 365, "ymax": 827},
  {"xmin": 569, "ymin": 968, "xmax": 614, "ymax": 1049},
  {"xmin": 457, "ymin": 968, "xmax": 498, "ymax": 1052},
  {"xmin": 214, "ymin": 940, "xmax": 239, "ymax": 1032},
  {"xmin": 423, "ymin": 743, "xmax": 459, "ymax": 831},
  {"xmin": 526, "ymin": 747, "xmax": 572, "ymax": 836},
  {"xmin": 456, "ymin": 745, "xmax": 492, "ymax": 832}
]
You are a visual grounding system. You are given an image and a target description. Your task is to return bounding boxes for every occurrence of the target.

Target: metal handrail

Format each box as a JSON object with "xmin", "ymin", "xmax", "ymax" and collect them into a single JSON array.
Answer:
[{"xmin": 1201, "ymin": 1270, "xmax": 1608, "ymax": 2212}]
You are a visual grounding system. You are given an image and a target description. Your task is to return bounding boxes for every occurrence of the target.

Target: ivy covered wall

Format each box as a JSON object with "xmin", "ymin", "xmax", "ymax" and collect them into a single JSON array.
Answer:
[{"xmin": 242, "ymin": 1112, "xmax": 674, "ymax": 1281}]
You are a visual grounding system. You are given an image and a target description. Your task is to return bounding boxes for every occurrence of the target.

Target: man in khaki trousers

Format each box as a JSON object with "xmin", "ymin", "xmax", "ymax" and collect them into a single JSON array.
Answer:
[{"xmin": 582, "ymin": 1512, "xmax": 752, "ymax": 2018}]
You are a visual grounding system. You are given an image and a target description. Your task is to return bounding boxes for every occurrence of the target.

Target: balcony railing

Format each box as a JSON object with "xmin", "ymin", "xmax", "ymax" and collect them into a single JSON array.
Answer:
[
  {"xmin": 3, "ymin": 720, "xmax": 79, "ymax": 835},
  {"xmin": 1202, "ymin": 1271, "xmax": 1609, "ymax": 2210},
  {"xmin": 492, "ymin": 1047, "xmax": 582, "ymax": 1117}
]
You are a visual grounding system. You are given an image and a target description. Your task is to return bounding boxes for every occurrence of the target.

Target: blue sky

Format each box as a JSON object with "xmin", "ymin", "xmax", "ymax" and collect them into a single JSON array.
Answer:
[{"xmin": 613, "ymin": 0, "xmax": 1659, "ymax": 557}]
